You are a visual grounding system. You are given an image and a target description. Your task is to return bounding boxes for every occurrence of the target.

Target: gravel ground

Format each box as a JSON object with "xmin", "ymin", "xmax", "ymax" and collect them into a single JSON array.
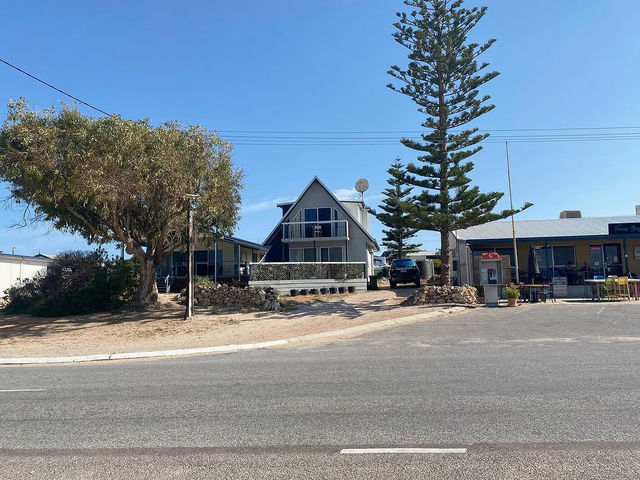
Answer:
[{"xmin": 0, "ymin": 286, "xmax": 448, "ymax": 358}]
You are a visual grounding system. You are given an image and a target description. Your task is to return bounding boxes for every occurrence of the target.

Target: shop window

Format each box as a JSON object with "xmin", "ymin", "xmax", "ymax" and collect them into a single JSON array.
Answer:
[{"xmin": 552, "ymin": 246, "xmax": 575, "ymax": 268}]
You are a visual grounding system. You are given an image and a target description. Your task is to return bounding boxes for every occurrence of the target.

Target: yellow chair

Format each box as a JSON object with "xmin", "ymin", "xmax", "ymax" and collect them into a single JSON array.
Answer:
[{"xmin": 617, "ymin": 276, "xmax": 631, "ymax": 300}]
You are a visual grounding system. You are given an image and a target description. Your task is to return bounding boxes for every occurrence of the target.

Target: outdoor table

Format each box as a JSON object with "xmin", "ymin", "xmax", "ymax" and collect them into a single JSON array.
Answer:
[
  {"xmin": 585, "ymin": 279, "xmax": 605, "ymax": 300},
  {"xmin": 585, "ymin": 278, "xmax": 639, "ymax": 301},
  {"xmin": 519, "ymin": 284, "xmax": 546, "ymax": 303}
]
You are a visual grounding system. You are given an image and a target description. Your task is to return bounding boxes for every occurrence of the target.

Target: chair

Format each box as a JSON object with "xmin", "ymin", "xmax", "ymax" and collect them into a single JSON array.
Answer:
[
  {"xmin": 602, "ymin": 276, "xmax": 619, "ymax": 300},
  {"xmin": 617, "ymin": 276, "xmax": 631, "ymax": 300},
  {"xmin": 541, "ymin": 282, "xmax": 555, "ymax": 303}
]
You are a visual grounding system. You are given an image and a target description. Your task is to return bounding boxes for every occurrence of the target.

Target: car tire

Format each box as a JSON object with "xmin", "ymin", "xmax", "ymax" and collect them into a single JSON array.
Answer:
[
  {"xmin": 415, "ymin": 279, "xmax": 421, "ymax": 287},
  {"xmin": 390, "ymin": 282, "xmax": 397, "ymax": 289}
]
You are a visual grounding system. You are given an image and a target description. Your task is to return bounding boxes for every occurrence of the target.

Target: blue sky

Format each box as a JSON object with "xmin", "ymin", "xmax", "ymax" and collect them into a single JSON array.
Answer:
[{"xmin": 2, "ymin": 0, "xmax": 640, "ymax": 256}]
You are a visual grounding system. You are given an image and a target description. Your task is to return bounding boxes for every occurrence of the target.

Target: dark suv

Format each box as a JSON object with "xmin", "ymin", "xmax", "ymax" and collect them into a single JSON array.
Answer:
[{"xmin": 389, "ymin": 259, "xmax": 421, "ymax": 288}]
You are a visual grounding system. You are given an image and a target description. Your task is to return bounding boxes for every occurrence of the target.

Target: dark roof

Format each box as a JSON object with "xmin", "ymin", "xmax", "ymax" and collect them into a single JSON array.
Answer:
[
  {"xmin": 454, "ymin": 215, "xmax": 640, "ymax": 241},
  {"xmin": 222, "ymin": 236, "xmax": 268, "ymax": 252}
]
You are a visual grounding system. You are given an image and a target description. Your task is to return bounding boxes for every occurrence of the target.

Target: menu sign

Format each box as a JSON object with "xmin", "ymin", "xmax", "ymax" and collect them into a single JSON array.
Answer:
[
  {"xmin": 552, "ymin": 277, "xmax": 568, "ymax": 297},
  {"xmin": 608, "ymin": 222, "xmax": 640, "ymax": 235}
]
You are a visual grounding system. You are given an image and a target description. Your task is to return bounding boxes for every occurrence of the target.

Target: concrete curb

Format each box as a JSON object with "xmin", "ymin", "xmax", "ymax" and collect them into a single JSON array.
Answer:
[{"xmin": 0, "ymin": 306, "xmax": 467, "ymax": 365}]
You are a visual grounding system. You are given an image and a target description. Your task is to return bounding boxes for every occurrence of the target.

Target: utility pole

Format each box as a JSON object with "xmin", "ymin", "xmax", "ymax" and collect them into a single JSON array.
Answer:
[
  {"xmin": 506, "ymin": 142, "xmax": 520, "ymax": 284},
  {"xmin": 184, "ymin": 194, "xmax": 199, "ymax": 320}
]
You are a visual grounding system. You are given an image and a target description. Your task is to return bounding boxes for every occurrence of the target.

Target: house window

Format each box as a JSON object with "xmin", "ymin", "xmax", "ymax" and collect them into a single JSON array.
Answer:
[
  {"xmin": 304, "ymin": 248, "xmax": 317, "ymax": 262},
  {"xmin": 208, "ymin": 249, "xmax": 223, "ymax": 276},
  {"xmin": 194, "ymin": 250, "xmax": 209, "ymax": 277},
  {"xmin": 320, "ymin": 246, "xmax": 344, "ymax": 262},
  {"xmin": 172, "ymin": 251, "xmax": 187, "ymax": 277},
  {"xmin": 302, "ymin": 207, "xmax": 335, "ymax": 238},
  {"xmin": 290, "ymin": 247, "xmax": 317, "ymax": 262}
]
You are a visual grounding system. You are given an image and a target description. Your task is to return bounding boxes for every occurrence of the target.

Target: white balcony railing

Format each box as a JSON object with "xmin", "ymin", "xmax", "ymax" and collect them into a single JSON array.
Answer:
[{"xmin": 282, "ymin": 220, "xmax": 348, "ymax": 241}]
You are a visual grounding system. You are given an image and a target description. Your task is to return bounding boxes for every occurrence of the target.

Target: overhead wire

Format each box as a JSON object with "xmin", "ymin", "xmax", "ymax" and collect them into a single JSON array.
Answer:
[
  {"xmin": 0, "ymin": 57, "xmax": 113, "ymax": 116},
  {"xmin": 4, "ymin": 58, "xmax": 640, "ymax": 146}
]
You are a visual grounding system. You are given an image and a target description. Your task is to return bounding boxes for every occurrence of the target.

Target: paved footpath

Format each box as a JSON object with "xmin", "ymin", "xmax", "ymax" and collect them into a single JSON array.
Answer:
[{"xmin": 1, "ymin": 301, "xmax": 640, "ymax": 479}]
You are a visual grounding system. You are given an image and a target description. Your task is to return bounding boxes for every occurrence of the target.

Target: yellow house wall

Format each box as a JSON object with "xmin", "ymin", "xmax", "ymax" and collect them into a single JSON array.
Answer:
[{"xmin": 472, "ymin": 238, "xmax": 638, "ymax": 275}]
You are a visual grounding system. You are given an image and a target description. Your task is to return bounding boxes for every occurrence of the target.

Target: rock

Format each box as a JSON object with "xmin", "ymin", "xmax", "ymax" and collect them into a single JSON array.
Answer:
[
  {"xmin": 178, "ymin": 283, "xmax": 280, "ymax": 311},
  {"xmin": 403, "ymin": 284, "xmax": 479, "ymax": 306}
]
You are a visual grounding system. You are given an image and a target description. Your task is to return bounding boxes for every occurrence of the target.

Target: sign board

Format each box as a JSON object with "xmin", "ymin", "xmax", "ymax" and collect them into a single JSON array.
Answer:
[
  {"xmin": 608, "ymin": 223, "xmax": 640, "ymax": 235},
  {"xmin": 481, "ymin": 252, "xmax": 500, "ymax": 260},
  {"xmin": 552, "ymin": 277, "xmax": 568, "ymax": 297}
]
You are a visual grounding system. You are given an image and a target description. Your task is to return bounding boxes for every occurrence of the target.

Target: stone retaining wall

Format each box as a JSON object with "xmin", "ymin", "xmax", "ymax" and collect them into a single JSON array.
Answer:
[
  {"xmin": 403, "ymin": 285, "xmax": 478, "ymax": 306},
  {"xmin": 181, "ymin": 283, "xmax": 280, "ymax": 311}
]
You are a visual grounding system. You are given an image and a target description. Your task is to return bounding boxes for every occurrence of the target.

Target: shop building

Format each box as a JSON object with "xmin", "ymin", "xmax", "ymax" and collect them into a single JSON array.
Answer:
[{"xmin": 451, "ymin": 209, "xmax": 640, "ymax": 297}]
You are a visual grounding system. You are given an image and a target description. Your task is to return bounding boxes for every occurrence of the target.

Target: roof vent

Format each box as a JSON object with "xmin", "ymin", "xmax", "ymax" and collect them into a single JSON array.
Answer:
[
  {"xmin": 636, "ymin": 205, "xmax": 640, "ymax": 216},
  {"xmin": 559, "ymin": 210, "xmax": 582, "ymax": 219}
]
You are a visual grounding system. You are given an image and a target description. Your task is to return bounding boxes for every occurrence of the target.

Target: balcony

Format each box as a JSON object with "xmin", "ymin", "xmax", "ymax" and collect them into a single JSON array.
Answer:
[{"xmin": 282, "ymin": 220, "xmax": 348, "ymax": 243}]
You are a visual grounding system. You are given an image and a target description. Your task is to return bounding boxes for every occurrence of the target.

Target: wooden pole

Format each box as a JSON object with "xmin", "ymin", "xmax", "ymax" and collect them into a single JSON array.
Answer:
[
  {"xmin": 184, "ymin": 198, "xmax": 194, "ymax": 319},
  {"xmin": 506, "ymin": 142, "xmax": 520, "ymax": 284}
]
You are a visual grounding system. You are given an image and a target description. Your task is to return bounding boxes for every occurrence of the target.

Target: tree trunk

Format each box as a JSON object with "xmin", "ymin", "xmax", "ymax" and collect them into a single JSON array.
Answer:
[
  {"xmin": 440, "ymin": 230, "xmax": 451, "ymax": 286},
  {"xmin": 135, "ymin": 257, "xmax": 159, "ymax": 309}
]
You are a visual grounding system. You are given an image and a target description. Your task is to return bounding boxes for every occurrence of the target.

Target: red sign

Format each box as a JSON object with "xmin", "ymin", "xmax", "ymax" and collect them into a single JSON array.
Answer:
[{"xmin": 481, "ymin": 252, "xmax": 500, "ymax": 260}]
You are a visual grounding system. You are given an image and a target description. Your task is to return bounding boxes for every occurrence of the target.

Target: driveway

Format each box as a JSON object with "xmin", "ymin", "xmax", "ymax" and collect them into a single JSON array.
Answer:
[{"xmin": 1, "ymin": 301, "xmax": 639, "ymax": 478}]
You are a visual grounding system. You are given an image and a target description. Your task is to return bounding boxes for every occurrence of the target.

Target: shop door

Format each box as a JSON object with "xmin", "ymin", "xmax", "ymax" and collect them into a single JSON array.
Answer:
[
  {"xmin": 603, "ymin": 244, "xmax": 623, "ymax": 276},
  {"xmin": 589, "ymin": 245, "xmax": 604, "ymax": 277}
]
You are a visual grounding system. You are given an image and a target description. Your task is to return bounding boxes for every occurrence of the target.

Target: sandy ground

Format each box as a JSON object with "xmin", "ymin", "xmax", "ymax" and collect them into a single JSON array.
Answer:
[{"xmin": 0, "ymin": 287, "xmax": 451, "ymax": 358}]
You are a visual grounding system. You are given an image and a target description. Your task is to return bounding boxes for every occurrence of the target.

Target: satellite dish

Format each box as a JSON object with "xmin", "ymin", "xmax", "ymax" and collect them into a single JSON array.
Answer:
[{"xmin": 355, "ymin": 178, "xmax": 369, "ymax": 200}]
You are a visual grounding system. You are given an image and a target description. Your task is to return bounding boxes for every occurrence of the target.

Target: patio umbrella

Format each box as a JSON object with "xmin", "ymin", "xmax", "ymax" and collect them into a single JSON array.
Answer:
[{"xmin": 528, "ymin": 245, "xmax": 540, "ymax": 283}]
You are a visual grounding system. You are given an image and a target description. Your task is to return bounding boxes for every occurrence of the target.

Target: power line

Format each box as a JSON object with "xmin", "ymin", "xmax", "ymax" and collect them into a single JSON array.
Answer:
[
  {"xmin": 226, "ymin": 134, "xmax": 640, "ymax": 146},
  {"xmin": 0, "ymin": 57, "xmax": 112, "ymax": 116},
  {"xmin": 219, "ymin": 126, "xmax": 640, "ymax": 134},
  {"xmin": 220, "ymin": 126, "xmax": 640, "ymax": 146}
]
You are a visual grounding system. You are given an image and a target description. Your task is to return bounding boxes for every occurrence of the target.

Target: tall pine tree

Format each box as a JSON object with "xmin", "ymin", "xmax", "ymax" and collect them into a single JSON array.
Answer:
[
  {"xmin": 374, "ymin": 159, "xmax": 421, "ymax": 261},
  {"xmin": 388, "ymin": 0, "xmax": 531, "ymax": 285}
]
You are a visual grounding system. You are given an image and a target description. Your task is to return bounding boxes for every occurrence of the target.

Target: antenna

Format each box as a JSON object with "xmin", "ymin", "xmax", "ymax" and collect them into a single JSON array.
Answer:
[{"xmin": 355, "ymin": 178, "xmax": 369, "ymax": 201}]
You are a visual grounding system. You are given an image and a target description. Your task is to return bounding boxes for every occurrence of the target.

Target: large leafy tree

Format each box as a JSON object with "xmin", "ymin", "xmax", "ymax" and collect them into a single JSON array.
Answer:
[
  {"xmin": 388, "ymin": 0, "xmax": 530, "ymax": 285},
  {"xmin": 374, "ymin": 158, "xmax": 421, "ymax": 261},
  {"xmin": 0, "ymin": 99, "xmax": 242, "ymax": 308}
]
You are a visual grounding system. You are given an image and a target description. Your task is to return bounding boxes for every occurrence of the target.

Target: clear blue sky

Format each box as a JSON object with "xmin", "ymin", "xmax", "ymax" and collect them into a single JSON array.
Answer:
[{"xmin": 2, "ymin": 0, "xmax": 640, "ymax": 256}]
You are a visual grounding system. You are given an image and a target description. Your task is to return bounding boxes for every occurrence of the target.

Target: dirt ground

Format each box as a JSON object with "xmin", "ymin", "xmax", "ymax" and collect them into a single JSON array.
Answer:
[{"xmin": 0, "ymin": 287, "xmax": 450, "ymax": 358}]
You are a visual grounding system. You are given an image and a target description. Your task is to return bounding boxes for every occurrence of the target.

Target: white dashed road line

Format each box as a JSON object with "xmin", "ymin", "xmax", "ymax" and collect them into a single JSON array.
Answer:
[
  {"xmin": 596, "ymin": 306, "xmax": 606, "ymax": 316},
  {"xmin": 340, "ymin": 447, "xmax": 467, "ymax": 454},
  {"xmin": 0, "ymin": 389, "xmax": 47, "ymax": 392}
]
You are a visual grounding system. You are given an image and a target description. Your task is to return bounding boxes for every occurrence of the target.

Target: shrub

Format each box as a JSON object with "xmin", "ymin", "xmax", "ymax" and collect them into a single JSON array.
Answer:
[
  {"xmin": 433, "ymin": 258, "xmax": 442, "ymax": 274},
  {"xmin": 194, "ymin": 276, "xmax": 217, "ymax": 288},
  {"xmin": 2, "ymin": 249, "xmax": 138, "ymax": 317},
  {"xmin": 376, "ymin": 266, "xmax": 390, "ymax": 280},
  {"xmin": 504, "ymin": 284, "xmax": 520, "ymax": 299}
]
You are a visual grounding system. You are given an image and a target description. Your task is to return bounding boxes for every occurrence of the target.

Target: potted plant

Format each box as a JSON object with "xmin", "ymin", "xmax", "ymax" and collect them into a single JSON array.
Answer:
[
  {"xmin": 290, "ymin": 289, "xmax": 298, "ymax": 297},
  {"xmin": 299, "ymin": 289, "xmax": 308, "ymax": 295},
  {"xmin": 347, "ymin": 286, "xmax": 356, "ymax": 293},
  {"xmin": 504, "ymin": 284, "xmax": 520, "ymax": 307},
  {"xmin": 309, "ymin": 288, "xmax": 318, "ymax": 295},
  {"xmin": 329, "ymin": 287, "xmax": 338, "ymax": 294},
  {"xmin": 320, "ymin": 287, "xmax": 328, "ymax": 295},
  {"xmin": 338, "ymin": 286, "xmax": 346, "ymax": 294}
]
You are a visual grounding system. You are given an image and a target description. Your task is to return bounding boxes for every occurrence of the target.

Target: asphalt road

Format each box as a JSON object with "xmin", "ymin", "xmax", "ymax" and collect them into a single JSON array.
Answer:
[{"xmin": 2, "ymin": 300, "xmax": 640, "ymax": 479}]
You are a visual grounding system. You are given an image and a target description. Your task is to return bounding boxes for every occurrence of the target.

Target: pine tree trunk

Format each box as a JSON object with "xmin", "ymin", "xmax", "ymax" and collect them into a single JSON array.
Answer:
[
  {"xmin": 134, "ymin": 257, "xmax": 159, "ymax": 309},
  {"xmin": 440, "ymin": 230, "xmax": 451, "ymax": 286}
]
